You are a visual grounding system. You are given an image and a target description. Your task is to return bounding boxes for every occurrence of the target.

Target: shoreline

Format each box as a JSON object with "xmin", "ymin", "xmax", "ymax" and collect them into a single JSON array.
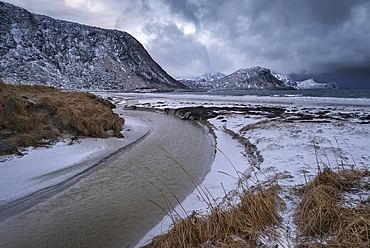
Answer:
[
  {"xmin": 119, "ymin": 94, "xmax": 370, "ymax": 247},
  {"xmin": 95, "ymin": 91, "xmax": 370, "ymax": 109},
  {"xmin": 0, "ymin": 114, "xmax": 152, "ymax": 221},
  {"xmin": 1, "ymin": 91, "xmax": 369, "ymax": 247},
  {"xmin": 0, "ymin": 108, "xmax": 215, "ymax": 248}
]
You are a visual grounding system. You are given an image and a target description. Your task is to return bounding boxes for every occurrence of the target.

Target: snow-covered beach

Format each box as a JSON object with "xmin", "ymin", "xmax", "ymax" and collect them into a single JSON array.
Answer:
[
  {"xmin": 109, "ymin": 92, "xmax": 370, "ymax": 247},
  {"xmin": 1, "ymin": 91, "xmax": 370, "ymax": 247}
]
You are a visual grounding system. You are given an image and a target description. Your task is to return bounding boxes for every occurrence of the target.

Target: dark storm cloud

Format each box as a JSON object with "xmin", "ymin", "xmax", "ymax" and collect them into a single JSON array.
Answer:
[
  {"xmin": 147, "ymin": 0, "xmax": 370, "ymax": 88},
  {"xmin": 293, "ymin": 58, "xmax": 370, "ymax": 89},
  {"xmin": 308, "ymin": 0, "xmax": 362, "ymax": 26}
]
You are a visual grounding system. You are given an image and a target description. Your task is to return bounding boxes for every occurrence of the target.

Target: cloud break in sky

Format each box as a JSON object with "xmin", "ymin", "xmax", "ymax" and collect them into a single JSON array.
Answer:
[{"xmin": 4, "ymin": 0, "xmax": 370, "ymax": 89}]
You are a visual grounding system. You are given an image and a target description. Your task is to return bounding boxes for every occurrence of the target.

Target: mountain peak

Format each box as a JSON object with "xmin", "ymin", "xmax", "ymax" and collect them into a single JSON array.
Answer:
[
  {"xmin": 211, "ymin": 67, "xmax": 292, "ymax": 90},
  {"xmin": 189, "ymin": 72, "xmax": 226, "ymax": 82},
  {"xmin": 0, "ymin": 1, "xmax": 186, "ymax": 91}
]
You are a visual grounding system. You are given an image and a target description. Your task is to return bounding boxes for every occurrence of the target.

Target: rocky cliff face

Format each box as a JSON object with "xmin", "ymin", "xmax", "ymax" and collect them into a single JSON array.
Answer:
[{"xmin": 0, "ymin": 1, "xmax": 186, "ymax": 91}]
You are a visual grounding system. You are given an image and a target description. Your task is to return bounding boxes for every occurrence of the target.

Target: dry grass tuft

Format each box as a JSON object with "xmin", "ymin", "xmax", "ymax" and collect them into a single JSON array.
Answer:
[
  {"xmin": 295, "ymin": 164, "xmax": 370, "ymax": 247},
  {"xmin": 143, "ymin": 184, "xmax": 284, "ymax": 248},
  {"xmin": 239, "ymin": 119, "xmax": 276, "ymax": 133},
  {"xmin": 0, "ymin": 79, "xmax": 124, "ymax": 155}
]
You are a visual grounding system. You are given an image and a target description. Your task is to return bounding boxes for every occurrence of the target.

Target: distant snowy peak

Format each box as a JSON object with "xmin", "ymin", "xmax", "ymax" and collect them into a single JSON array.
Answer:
[
  {"xmin": 297, "ymin": 79, "xmax": 343, "ymax": 90},
  {"xmin": 191, "ymin": 72, "xmax": 226, "ymax": 82},
  {"xmin": 273, "ymin": 74, "xmax": 343, "ymax": 90},
  {"xmin": 179, "ymin": 72, "xmax": 227, "ymax": 90},
  {"xmin": 0, "ymin": 1, "xmax": 185, "ymax": 91},
  {"xmin": 273, "ymin": 74, "xmax": 298, "ymax": 88}
]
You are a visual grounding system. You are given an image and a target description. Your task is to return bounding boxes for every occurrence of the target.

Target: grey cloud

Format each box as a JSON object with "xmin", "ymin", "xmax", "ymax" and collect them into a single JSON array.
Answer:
[
  {"xmin": 5, "ymin": 0, "xmax": 120, "ymax": 29},
  {"xmin": 161, "ymin": 0, "xmax": 201, "ymax": 26},
  {"xmin": 308, "ymin": 0, "xmax": 364, "ymax": 26},
  {"xmin": 143, "ymin": 22, "xmax": 213, "ymax": 78}
]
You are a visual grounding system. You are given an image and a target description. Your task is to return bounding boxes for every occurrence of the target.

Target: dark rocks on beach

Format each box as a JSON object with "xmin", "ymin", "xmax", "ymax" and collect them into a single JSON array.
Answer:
[
  {"xmin": 164, "ymin": 105, "xmax": 368, "ymax": 124},
  {"xmin": 165, "ymin": 106, "xmax": 218, "ymax": 122}
]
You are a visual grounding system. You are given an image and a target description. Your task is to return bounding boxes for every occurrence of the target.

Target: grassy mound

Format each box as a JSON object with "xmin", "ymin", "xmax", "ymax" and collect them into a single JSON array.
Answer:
[
  {"xmin": 143, "ymin": 184, "xmax": 284, "ymax": 247},
  {"xmin": 295, "ymin": 166, "xmax": 370, "ymax": 247},
  {"xmin": 0, "ymin": 79, "xmax": 124, "ymax": 156},
  {"xmin": 139, "ymin": 146, "xmax": 370, "ymax": 247}
]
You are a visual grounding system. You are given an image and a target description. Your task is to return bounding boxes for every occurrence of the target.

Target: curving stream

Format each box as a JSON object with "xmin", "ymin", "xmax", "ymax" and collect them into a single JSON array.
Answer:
[{"xmin": 0, "ymin": 109, "xmax": 214, "ymax": 248}]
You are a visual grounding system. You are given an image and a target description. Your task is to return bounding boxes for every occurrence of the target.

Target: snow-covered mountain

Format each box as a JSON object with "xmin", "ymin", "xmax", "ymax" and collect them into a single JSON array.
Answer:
[
  {"xmin": 181, "ymin": 67, "xmax": 293, "ymax": 91},
  {"xmin": 0, "ymin": 1, "xmax": 186, "ymax": 91},
  {"xmin": 179, "ymin": 72, "xmax": 226, "ymax": 90},
  {"xmin": 273, "ymin": 74, "xmax": 298, "ymax": 88},
  {"xmin": 191, "ymin": 72, "xmax": 226, "ymax": 82},
  {"xmin": 274, "ymin": 74, "xmax": 343, "ymax": 90}
]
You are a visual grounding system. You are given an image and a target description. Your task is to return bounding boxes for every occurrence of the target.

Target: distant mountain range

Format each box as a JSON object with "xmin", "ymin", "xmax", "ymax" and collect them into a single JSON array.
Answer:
[
  {"xmin": 181, "ymin": 69, "xmax": 344, "ymax": 91},
  {"xmin": 0, "ymin": 1, "xmax": 185, "ymax": 91},
  {"xmin": 179, "ymin": 72, "xmax": 223, "ymax": 90},
  {"xmin": 180, "ymin": 67, "xmax": 293, "ymax": 91}
]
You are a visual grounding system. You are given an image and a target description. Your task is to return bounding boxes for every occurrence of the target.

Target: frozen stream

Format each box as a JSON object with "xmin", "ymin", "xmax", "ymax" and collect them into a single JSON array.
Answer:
[{"xmin": 0, "ymin": 109, "xmax": 214, "ymax": 248}]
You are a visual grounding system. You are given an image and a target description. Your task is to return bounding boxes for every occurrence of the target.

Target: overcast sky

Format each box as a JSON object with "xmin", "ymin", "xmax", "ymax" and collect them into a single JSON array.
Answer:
[{"xmin": 4, "ymin": 0, "xmax": 370, "ymax": 89}]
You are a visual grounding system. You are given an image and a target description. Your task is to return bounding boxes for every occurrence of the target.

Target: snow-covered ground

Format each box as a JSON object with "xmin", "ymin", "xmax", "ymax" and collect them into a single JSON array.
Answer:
[
  {"xmin": 116, "ymin": 92, "xmax": 370, "ymax": 247},
  {"xmin": 0, "ymin": 115, "xmax": 151, "ymax": 219}
]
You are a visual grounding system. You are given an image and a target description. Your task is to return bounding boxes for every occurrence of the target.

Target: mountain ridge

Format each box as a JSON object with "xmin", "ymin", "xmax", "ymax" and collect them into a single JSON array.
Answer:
[
  {"xmin": 0, "ymin": 1, "xmax": 186, "ymax": 91},
  {"xmin": 181, "ymin": 67, "xmax": 293, "ymax": 91}
]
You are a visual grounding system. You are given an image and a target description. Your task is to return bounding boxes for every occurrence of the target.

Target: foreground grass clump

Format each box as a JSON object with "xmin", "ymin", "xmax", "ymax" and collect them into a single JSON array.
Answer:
[
  {"xmin": 295, "ymin": 164, "xmax": 370, "ymax": 247},
  {"xmin": 0, "ymin": 79, "xmax": 124, "ymax": 155},
  {"xmin": 143, "ymin": 183, "xmax": 284, "ymax": 248}
]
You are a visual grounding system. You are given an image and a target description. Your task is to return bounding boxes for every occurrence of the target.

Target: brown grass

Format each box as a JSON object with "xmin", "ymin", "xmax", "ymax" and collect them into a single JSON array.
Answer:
[
  {"xmin": 0, "ymin": 79, "xmax": 124, "ymax": 155},
  {"xmin": 295, "ymin": 164, "xmax": 370, "ymax": 247},
  {"xmin": 142, "ymin": 183, "xmax": 284, "ymax": 248},
  {"xmin": 139, "ymin": 142, "xmax": 370, "ymax": 248}
]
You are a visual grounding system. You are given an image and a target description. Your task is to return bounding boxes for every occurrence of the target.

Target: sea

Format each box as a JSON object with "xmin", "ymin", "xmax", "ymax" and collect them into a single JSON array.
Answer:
[
  {"xmin": 190, "ymin": 89, "xmax": 370, "ymax": 99},
  {"xmin": 175, "ymin": 89, "xmax": 370, "ymax": 108}
]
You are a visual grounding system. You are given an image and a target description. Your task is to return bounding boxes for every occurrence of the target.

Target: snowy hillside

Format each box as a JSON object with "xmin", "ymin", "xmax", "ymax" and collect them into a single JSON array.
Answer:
[{"xmin": 0, "ymin": 1, "xmax": 186, "ymax": 91}]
